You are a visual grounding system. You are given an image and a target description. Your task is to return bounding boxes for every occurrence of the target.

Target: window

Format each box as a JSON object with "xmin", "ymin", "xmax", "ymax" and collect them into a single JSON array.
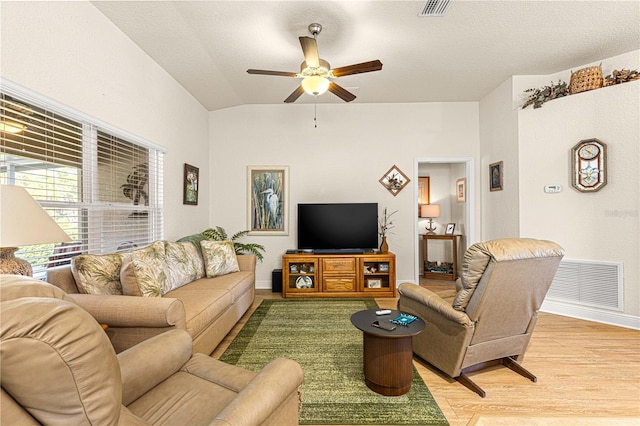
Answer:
[{"xmin": 1, "ymin": 81, "xmax": 164, "ymax": 276}]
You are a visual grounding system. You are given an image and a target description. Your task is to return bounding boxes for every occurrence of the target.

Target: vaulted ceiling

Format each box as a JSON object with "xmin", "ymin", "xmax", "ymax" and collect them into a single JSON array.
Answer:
[{"xmin": 92, "ymin": 1, "xmax": 640, "ymax": 111}]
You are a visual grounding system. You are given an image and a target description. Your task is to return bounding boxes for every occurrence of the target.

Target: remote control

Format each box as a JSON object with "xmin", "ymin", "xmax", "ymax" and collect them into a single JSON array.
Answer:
[
  {"xmin": 371, "ymin": 320, "xmax": 396, "ymax": 331},
  {"xmin": 376, "ymin": 309, "xmax": 391, "ymax": 316}
]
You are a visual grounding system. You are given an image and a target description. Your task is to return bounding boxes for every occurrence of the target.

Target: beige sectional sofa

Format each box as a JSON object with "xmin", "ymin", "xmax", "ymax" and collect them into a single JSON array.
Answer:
[{"xmin": 46, "ymin": 238, "xmax": 256, "ymax": 354}]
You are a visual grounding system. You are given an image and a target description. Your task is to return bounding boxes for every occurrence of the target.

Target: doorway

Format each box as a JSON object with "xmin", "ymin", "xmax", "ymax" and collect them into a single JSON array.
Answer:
[{"xmin": 413, "ymin": 157, "xmax": 476, "ymax": 283}]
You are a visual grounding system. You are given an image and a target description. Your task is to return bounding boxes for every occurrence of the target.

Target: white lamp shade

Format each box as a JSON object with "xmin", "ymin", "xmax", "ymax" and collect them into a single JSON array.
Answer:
[
  {"xmin": 301, "ymin": 76, "xmax": 330, "ymax": 96},
  {"xmin": 420, "ymin": 204, "xmax": 440, "ymax": 218},
  {"xmin": 0, "ymin": 185, "xmax": 72, "ymax": 247}
]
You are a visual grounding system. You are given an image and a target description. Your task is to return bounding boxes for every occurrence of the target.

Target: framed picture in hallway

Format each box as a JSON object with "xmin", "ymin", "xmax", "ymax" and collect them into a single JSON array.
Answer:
[
  {"xmin": 247, "ymin": 166, "xmax": 289, "ymax": 235},
  {"xmin": 456, "ymin": 178, "xmax": 466, "ymax": 203},
  {"xmin": 489, "ymin": 161, "xmax": 503, "ymax": 192},
  {"xmin": 445, "ymin": 223, "xmax": 456, "ymax": 235}
]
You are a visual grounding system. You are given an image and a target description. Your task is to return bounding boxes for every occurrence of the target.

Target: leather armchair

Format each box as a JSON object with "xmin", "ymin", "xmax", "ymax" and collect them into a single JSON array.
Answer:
[
  {"xmin": 1, "ymin": 274, "xmax": 304, "ymax": 425},
  {"xmin": 398, "ymin": 238, "xmax": 564, "ymax": 397}
]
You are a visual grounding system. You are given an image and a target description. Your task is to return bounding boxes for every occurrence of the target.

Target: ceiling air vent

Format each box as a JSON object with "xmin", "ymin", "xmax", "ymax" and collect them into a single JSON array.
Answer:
[{"xmin": 418, "ymin": 0, "xmax": 453, "ymax": 17}]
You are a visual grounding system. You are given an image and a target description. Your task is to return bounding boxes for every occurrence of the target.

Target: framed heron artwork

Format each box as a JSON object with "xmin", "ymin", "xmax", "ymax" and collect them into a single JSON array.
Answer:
[{"xmin": 247, "ymin": 166, "xmax": 289, "ymax": 235}]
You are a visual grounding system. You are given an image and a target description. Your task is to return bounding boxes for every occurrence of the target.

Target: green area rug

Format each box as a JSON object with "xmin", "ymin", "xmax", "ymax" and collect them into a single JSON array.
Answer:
[{"xmin": 219, "ymin": 298, "xmax": 448, "ymax": 425}]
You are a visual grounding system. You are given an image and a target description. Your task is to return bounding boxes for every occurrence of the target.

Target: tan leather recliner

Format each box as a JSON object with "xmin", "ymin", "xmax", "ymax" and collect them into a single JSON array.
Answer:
[
  {"xmin": 1, "ymin": 274, "xmax": 304, "ymax": 425},
  {"xmin": 398, "ymin": 238, "xmax": 564, "ymax": 397}
]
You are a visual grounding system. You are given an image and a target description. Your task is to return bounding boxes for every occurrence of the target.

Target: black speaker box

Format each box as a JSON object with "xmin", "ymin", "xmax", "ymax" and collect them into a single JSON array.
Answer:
[{"xmin": 271, "ymin": 269, "xmax": 282, "ymax": 293}]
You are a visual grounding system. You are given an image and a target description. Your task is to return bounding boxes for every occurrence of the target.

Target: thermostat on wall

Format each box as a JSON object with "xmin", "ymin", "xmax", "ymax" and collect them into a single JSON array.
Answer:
[{"xmin": 544, "ymin": 185, "xmax": 562, "ymax": 193}]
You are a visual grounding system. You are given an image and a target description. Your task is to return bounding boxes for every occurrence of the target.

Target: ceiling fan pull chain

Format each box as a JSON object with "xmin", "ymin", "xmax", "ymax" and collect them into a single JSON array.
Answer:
[{"xmin": 314, "ymin": 101, "xmax": 318, "ymax": 128}]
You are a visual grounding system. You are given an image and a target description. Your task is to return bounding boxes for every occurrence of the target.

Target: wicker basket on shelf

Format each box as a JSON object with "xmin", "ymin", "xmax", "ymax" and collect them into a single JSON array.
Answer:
[{"xmin": 569, "ymin": 65, "xmax": 603, "ymax": 94}]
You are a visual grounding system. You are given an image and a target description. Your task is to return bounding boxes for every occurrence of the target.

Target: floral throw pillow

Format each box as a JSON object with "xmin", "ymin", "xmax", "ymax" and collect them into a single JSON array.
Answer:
[
  {"xmin": 72, "ymin": 254, "xmax": 124, "ymax": 295},
  {"xmin": 200, "ymin": 240, "xmax": 240, "ymax": 278},
  {"xmin": 120, "ymin": 241, "xmax": 168, "ymax": 297},
  {"xmin": 164, "ymin": 241, "xmax": 205, "ymax": 291}
]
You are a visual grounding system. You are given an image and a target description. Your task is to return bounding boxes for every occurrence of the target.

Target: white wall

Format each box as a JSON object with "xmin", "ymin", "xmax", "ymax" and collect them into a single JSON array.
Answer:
[
  {"xmin": 479, "ymin": 77, "xmax": 520, "ymax": 240},
  {"xmin": 517, "ymin": 78, "xmax": 639, "ymax": 317},
  {"xmin": 480, "ymin": 50, "xmax": 639, "ymax": 320},
  {"xmin": 0, "ymin": 1, "xmax": 210, "ymax": 240},
  {"xmin": 210, "ymin": 102, "xmax": 479, "ymax": 288},
  {"xmin": 449, "ymin": 162, "xmax": 468, "ymax": 254}
]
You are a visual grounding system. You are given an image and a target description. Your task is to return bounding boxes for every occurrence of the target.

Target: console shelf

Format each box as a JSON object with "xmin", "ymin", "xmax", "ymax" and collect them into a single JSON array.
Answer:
[{"xmin": 282, "ymin": 252, "xmax": 396, "ymax": 298}]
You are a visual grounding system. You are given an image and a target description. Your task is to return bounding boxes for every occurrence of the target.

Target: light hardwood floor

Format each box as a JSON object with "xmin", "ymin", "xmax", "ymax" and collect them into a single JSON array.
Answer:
[{"xmin": 212, "ymin": 279, "xmax": 640, "ymax": 426}]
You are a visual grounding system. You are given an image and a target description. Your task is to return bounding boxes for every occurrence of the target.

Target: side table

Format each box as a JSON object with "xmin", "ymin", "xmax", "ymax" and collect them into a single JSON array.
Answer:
[
  {"xmin": 350, "ymin": 309, "xmax": 425, "ymax": 396},
  {"xmin": 422, "ymin": 234, "xmax": 461, "ymax": 281}
]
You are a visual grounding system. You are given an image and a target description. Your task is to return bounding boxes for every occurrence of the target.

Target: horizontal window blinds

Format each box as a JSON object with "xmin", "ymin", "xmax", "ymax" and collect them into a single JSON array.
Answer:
[{"xmin": 1, "ymin": 88, "xmax": 164, "ymax": 277}]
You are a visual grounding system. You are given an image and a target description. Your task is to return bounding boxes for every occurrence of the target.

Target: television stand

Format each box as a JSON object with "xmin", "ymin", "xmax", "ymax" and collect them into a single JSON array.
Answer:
[{"xmin": 282, "ymin": 252, "xmax": 396, "ymax": 298}]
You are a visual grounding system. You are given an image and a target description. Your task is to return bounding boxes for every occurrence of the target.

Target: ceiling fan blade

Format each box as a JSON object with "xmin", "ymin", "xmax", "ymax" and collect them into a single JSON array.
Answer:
[
  {"xmin": 299, "ymin": 36, "xmax": 319, "ymax": 68},
  {"xmin": 284, "ymin": 85, "xmax": 305, "ymax": 103},
  {"xmin": 331, "ymin": 60, "xmax": 383, "ymax": 77},
  {"xmin": 247, "ymin": 69, "xmax": 298, "ymax": 77},
  {"xmin": 328, "ymin": 82, "xmax": 356, "ymax": 102}
]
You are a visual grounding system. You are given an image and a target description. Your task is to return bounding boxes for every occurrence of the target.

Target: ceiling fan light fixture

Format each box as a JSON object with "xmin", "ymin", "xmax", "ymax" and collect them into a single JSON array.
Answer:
[{"xmin": 301, "ymin": 75, "xmax": 330, "ymax": 96}]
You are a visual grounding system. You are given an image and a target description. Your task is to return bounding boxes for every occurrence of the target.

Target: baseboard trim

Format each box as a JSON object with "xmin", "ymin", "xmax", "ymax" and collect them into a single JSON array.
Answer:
[
  {"xmin": 256, "ymin": 280, "xmax": 271, "ymax": 290},
  {"xmin": 541, "ymin": 299, "xmax": 640, "ymax": 330}
]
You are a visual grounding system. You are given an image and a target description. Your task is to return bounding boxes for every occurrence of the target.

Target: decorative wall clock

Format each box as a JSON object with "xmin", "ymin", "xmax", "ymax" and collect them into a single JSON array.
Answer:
[{"xmin": 571, "ymin": 138, "xmax": 607, "ymax": 192}]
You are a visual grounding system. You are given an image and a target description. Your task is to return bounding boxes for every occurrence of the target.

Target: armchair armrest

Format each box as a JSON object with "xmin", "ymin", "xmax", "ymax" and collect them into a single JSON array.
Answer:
[
  {"xmin": 398, "ymin": 283, "xmax": 472, "ymax": 326},
  {"xmin": 212, "ymin": 357, "xmax": 304, "ymax": 426},
  {"xmin": 118, "ymin": 329, "xmax": 193, "ymax": 405},
  {"xmin": 67, "ymin": 294, "xmax": 186, "ymax": 329}
]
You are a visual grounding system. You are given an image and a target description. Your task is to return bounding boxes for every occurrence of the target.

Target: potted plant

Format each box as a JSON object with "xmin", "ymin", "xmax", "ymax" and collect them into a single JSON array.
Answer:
[
  {"xmin": 378, "ymin": 208, "xmax": 398, "ymax": 253},
  {"xmin": 521, "ymin": 80, "xmax": 569, "ymax": 109},
  {"xmin": 201, "ymin": 226, "xmax": 265, "ymax": 262}
]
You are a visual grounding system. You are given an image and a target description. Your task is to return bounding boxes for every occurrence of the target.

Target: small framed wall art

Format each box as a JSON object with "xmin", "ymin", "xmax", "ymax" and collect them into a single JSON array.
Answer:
[
  {"xmin": 380, "ymin": 165, "xmax": 411, "ymax": 196},
  {"xmin": 489, "ymin": 161, "xmax": 503, "ymax": 192},
  {"xmin": 183, "ymin": 163, "xmax": 199, "ymax": 205},
  {"xmin": 247, "ymin": 165, "xmax": 289, "ymax": 235},
  {"xmin": 456, "ymin": 178, "xmax": 466, "ymax": 203}
]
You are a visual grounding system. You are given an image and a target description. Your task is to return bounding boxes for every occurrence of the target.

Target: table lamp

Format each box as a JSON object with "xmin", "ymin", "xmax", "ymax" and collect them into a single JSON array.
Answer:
[
  {"xmin": 0, "ymin": 185, "xmax": 72, "ymax": 276},
  {"xmin": 420, "ymin": 204, "xmax": 440, "ymax": 235}
]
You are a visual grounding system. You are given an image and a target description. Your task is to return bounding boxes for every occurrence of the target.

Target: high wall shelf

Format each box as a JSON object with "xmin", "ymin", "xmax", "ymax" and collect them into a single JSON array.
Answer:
[
  {"xmin": 282, "ymin": 252, "xmax": 396, "ymax": 298},
  {"xmin": 421, "ymin": 234, "xmax": 461, "ymax": 281}
]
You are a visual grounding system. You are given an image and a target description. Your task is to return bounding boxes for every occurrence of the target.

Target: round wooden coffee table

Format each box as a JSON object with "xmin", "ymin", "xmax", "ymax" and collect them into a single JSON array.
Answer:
[{"xmin": 350, "ymin": 309, "xmax": 425, "ymax": 396}]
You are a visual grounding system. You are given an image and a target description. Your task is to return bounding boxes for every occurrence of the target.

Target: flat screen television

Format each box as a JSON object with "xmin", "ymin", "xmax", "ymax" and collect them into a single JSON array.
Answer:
[{"xmin": 297, "ymin": 203, "xmax": 378, "ymax": 252}]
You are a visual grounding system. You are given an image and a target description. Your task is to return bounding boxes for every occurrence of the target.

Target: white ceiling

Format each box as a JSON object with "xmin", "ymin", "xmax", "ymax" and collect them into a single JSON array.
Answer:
[{"xmin": 92, "ymin": 1, "xmax": 640, "ymax": 111}]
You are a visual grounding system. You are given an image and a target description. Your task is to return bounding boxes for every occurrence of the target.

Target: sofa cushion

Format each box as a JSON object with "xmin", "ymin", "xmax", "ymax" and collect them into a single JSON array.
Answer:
[
  {"xmin": 164, "ymin": 285, "xmax": 232, "ymax": 339},
  {"xmin": 179, "ymin": 271, "xmax": 254, "ymax": 304},
  {"xmin": 164, "ymin": 241, "xmax": 205, "ymax": 291},
  {"xmin": 200, "ymin": 240, "xmax": 239, "ymax": 278},
  {"xmin": 121, "ymin": 241, "xmax": 168, "ymax": 297},
  {"xmin": 71, "ymin": 253, "xmax": 124, "ymax": 295},
  {"xmin": 126, "ymin": 369, "xmax": 237, "ymax": 424}
]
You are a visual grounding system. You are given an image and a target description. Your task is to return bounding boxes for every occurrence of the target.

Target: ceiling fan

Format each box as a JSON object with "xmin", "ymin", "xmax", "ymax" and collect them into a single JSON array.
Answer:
[{"xmin": 247, "ymin": 23, "xmax": 383, "ymax": 103}]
